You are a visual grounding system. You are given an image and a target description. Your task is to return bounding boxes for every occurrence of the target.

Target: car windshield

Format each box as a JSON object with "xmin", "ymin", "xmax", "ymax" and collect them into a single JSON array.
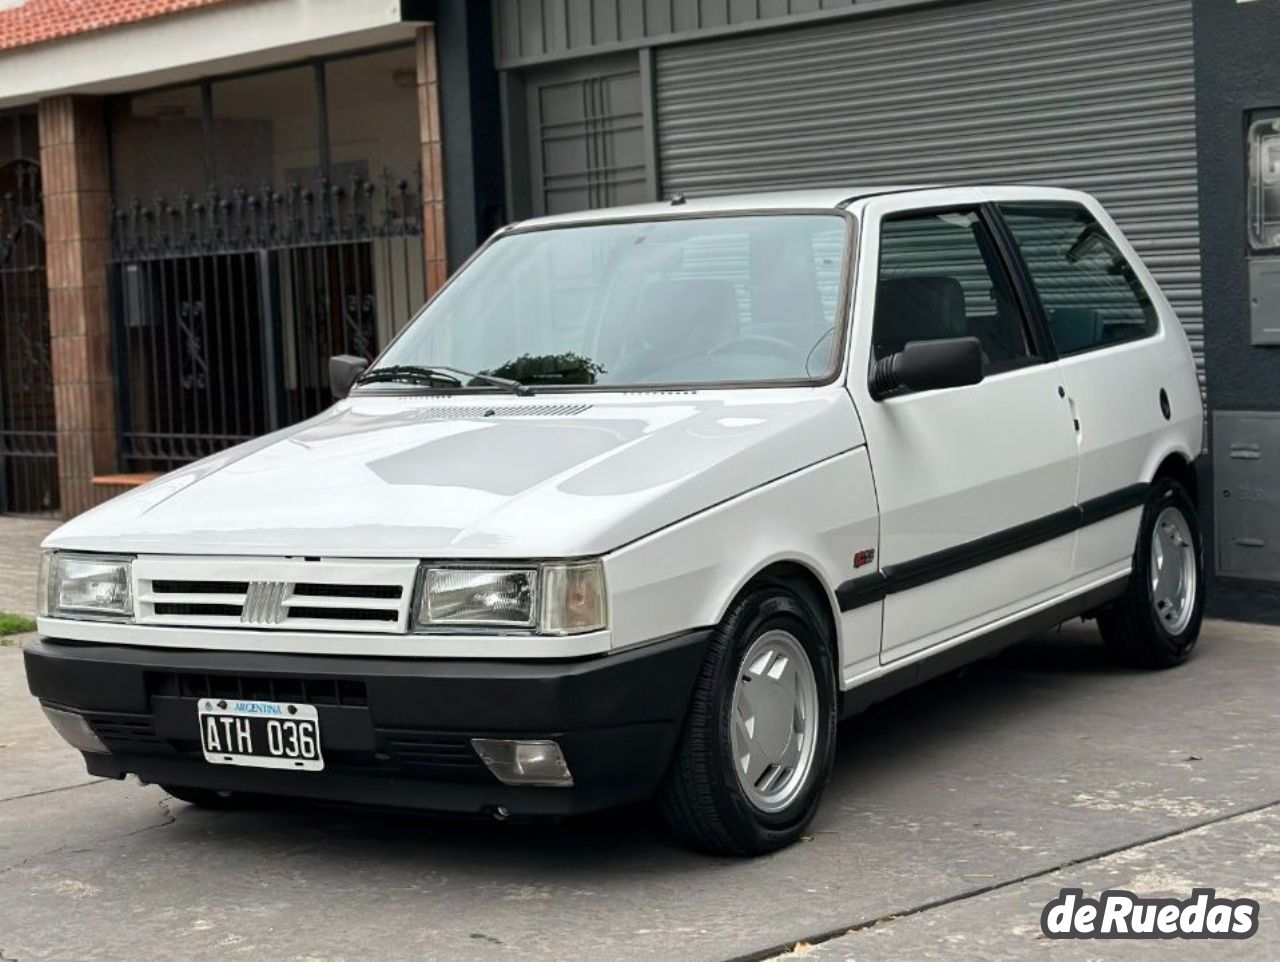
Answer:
[{"xmin": 365, "ymin": 213, "xmax": 850, "ymax": 391}]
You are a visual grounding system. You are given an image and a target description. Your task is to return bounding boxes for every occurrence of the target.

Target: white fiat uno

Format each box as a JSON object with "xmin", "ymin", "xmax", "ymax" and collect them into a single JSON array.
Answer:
[{"xmin": 27, "ymin": 186, "xmax": 1205, "ymax": 855}]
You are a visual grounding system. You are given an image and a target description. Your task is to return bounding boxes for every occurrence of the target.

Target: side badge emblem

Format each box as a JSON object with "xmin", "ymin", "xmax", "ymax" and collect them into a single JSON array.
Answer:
[{"xmin": 853, "ymin": 548, "xmax": 876, "ymax": 569}]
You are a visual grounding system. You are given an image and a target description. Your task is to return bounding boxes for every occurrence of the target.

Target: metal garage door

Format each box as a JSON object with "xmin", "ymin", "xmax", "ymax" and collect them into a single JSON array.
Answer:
[{"xmin": 655, "ymin": 0, "xmax": 1204, "ymax": 379}]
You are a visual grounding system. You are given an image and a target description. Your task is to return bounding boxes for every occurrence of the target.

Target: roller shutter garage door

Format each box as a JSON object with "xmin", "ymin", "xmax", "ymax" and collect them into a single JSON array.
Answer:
[{"xmin": 655, "ymin": 0, "xmax": 1204, "ymax": 381}]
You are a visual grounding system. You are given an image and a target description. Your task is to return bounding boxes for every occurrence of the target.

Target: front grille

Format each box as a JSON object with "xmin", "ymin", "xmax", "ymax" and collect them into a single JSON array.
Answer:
[
  {"xmin": 92, "ymin": 692, "xmax": 495, "ymax": 783},
  {"xmin": 153, "ymin": 603, "xmax": 242, "ymax": 617},
  {"xmin": 88, "ymin": 714, "xmax": 170, "ymax": 754},
  {"xmin": 292, "ymin": 583, "xmax": 401, "ymax": 600},
  {"xmin": 286, "ymin": 606, "xmax": 397, "ymax": 622},
  {"xmin": 152, "ymin": 580, "xmax": 248, "ymax": 594},
  {"xmin": 134, "ymin": 557, "xmax": 418, "ymax": 633},
  {"xmin": 147, "ymin": 671, "xmax": 369, "ymax": 707},
  {"xmin": 379, "ymin": 731, "xmax": 492, "ymax": 782}
]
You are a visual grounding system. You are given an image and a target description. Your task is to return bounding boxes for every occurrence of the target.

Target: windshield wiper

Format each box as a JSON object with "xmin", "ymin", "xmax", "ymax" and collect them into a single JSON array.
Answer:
[{"xmin": 357, "ymin": 364, "xmax": 533, "ymax": 396}]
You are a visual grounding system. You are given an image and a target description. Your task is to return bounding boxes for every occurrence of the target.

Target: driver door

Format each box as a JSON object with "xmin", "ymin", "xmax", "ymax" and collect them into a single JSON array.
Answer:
[{"xmin": 848, "ymin": 197, "xmax": 1081, "ymax": 663}]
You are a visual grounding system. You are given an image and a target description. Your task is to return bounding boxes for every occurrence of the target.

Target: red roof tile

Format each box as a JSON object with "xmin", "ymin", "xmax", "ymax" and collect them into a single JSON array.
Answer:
[{"xmin": 0, "ymin": 0, "xmax": 232, "ymax": 53}]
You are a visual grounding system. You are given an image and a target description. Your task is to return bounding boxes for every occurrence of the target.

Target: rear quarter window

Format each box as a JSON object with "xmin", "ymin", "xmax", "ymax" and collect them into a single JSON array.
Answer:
[{"xmin": 999, "ymin": 203, "xmax": 1159, "ymax": 356}]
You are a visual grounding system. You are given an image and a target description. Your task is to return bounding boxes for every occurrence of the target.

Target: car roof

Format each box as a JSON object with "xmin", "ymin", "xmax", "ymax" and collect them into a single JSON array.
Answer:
[{"xmin": 510, "ymin": 185, "xmax": 1096, "ymax": 230}]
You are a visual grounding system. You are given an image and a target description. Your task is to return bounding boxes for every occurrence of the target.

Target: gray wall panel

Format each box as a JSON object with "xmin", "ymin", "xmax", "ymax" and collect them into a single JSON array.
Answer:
[
  {"xmin": 655, "ymin": 0, "xmax": 1205, "ymax": 379},
  {"xmin": 493, "ymin": 0, "xmax": 863, "ymax": 67}
]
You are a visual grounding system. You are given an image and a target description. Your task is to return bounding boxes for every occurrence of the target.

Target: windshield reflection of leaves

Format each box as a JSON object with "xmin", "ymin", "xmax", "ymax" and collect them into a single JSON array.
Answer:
[{"xmin": 483, "ymin": 352, "xmax": 606, "ymax": 385}]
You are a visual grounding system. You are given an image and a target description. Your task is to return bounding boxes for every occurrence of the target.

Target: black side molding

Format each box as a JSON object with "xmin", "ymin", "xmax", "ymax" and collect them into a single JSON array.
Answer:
[
  {"xmin": 1078, "ymin": 482, "xmax": 1149, "ymax": 526},
  {"xmin": 837, "ymin": 482, "xmax": 1149, "ymax": 612}
]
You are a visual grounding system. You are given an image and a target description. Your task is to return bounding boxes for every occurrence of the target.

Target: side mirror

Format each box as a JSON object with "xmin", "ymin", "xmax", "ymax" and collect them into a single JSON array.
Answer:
[
  {"xmin": 329, "ymin": 354, "xmax": 369, "ymax": 400},
  {"xmin": 870, "ymin": 336, "xmax": 983, "ymax": 400}
]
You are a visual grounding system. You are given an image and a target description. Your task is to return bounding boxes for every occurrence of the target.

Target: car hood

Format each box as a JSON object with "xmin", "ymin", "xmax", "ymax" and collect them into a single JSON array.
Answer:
[{"xmin": 47, "ymin": 389, "xmax": 863, "ymax": 558}]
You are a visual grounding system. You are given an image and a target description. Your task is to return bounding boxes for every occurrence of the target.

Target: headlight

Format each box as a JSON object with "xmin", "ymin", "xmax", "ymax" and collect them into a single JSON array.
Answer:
[
  {"xmin": 422, "ymin": 567, "xmax": 538, "ymax": 629},
  {"xmin": 44, "ymin": 553, "xmax": 133, "ymax": 619},
  {"xmin": 416, "ymin": 560, "xmax": 606, "ymax": 635}
]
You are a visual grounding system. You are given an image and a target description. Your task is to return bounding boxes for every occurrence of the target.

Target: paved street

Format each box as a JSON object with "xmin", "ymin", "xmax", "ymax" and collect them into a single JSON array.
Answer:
[{"xmin": 2, "ymin": 610, "xmax": 1277, "ymax": 961}]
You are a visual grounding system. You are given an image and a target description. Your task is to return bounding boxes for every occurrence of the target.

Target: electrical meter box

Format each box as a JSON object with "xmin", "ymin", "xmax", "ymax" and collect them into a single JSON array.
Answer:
[
  {"xmin": 1250, "ymin": 258, "xmax": 1280, "ymax": 345},
  {"xmin": 1215, "ymin": 411, "xmax": 1280, "ymax": 582}
]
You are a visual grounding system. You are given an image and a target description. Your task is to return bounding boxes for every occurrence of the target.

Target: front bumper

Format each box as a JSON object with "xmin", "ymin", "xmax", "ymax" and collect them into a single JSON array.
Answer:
[{"xmin": 24, "ymin": 630, "xmax": 711, "ymax": 816}]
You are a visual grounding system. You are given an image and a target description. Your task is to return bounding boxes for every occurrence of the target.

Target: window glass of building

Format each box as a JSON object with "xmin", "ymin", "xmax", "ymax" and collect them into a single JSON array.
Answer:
[
  {"xmin": 325, "ymin": 48, "xmax": 420, "ymax": 187},
  {"xmin": 1000, "ymin": 203, "xmax": 1157, "ymax": 355},
  {"xmin": 108, "ymin": 86, "xmax": 208, "ymax": 204},
  {"xmin": 1250, "ymin": 114, "xmax": 1280, "ymax": 251},
  {"xmin": 210, "ymin": 66, "xmax": 320, "ymax": 192}
]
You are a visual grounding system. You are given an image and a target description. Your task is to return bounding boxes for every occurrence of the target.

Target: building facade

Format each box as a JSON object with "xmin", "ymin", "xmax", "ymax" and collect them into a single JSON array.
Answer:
[
  {"xmin": 1193, "ymin": 0, "xmax": 1280, "ymax": 620},
  {"xmin": 0, "ymin": 0, "xmax": 503, "ymax": 517},
  {"xmin": 486, "ymin": 0, "xmax": 1280, "ymax": 618},
  {"xmin": 0, "ymin": 0, "xmax": 1277, "ymax": 619}
]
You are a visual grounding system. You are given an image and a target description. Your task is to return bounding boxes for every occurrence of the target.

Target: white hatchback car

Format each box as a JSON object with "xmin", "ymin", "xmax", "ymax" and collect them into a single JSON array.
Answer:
[{"xmin": 27, "ymin": 186, "xmax": 1205, "ymax": 855}]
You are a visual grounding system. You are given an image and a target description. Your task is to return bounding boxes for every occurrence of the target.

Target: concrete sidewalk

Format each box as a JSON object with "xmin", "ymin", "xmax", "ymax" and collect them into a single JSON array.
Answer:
[{"xmin": 0, "ymin": 516, "xmax": 58, "ymax": 616}]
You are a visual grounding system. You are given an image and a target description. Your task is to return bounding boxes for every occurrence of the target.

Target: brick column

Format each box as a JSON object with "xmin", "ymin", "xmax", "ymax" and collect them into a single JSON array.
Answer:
[
  {"xmin": 38, "ymin": 96, "xmax": 116, "ymax": 518},
  {"xmin": 416, "ymin": 24, "xmax": 448, "ymax": 296}
]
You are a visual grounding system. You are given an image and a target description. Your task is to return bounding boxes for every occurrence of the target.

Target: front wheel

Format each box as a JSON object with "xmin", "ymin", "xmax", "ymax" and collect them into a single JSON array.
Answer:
[
  {"xmin": 660, "ymin": 584, "xmax": 837, "ymax": 856},
  {"xmin": 1098, "ymin": 476, "xmax": 1205, "ymax": 668}
]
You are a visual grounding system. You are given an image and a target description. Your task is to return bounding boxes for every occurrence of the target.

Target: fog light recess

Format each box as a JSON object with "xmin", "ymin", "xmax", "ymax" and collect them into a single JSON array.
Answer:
[
  {"xmin": 470, "ymin": 738, "xmax": 573, "ymax": 787},
  {"xmin": 42, "ymin": 706, "xmax": 109, "ymax": 754}
]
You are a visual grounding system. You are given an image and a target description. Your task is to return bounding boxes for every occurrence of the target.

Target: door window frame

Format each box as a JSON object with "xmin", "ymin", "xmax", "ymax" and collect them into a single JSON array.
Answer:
[
  {"xmin": 866, "ymin": 202, "xmax": 1053, "ymax": 393},
  {"xmin": 992, "ymin": 200, "xmax": 1162, "ymax": 359}
]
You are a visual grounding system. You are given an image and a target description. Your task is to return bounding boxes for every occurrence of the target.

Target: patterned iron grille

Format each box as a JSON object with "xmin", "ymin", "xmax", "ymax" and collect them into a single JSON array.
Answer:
[
  {"xmin": 110, "ymin": 172, "xmax": 428, "ymax": 472},
  {"xmin": 0, "ymin": 155, "xmax": 58, "ymax": 516}
]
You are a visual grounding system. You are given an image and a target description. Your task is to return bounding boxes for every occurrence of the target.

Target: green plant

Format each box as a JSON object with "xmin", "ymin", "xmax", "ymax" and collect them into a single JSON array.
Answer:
[
  {"xmin": 0, "ymin": 612, "xmax": 36, "ymax": 640},
  {"xmin": 484, "ymin": 352, "xmax": 606, "ymax": 385}
]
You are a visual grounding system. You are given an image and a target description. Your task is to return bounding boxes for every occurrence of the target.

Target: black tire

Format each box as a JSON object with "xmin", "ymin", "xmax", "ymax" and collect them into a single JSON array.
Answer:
[
  {"xmin": 1098, "ymin": 476, "xmax": 1205, "ymax": 669},
  {"xmin": 161, "ymin": 784, "xmax": 251, "ymax": 809},
  {"xmin": 660, "ymin": 584, "xmax": 838, "ymax": 856}
]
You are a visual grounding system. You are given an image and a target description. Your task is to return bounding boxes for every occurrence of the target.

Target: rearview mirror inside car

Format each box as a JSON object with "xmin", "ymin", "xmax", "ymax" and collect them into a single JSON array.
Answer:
[{"xmin": 870, "ymin": 336, "xmax": 984, "ymax": 400}]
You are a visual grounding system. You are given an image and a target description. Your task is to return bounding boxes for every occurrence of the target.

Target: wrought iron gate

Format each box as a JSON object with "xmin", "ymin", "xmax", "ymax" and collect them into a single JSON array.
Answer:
[
  {"xmin": 110, "ymin": 172, "xmax": 426, "ymax": 473},
  {"xmin": 0, "ymin": 159, "xmax": 58, "ymax": 516}
]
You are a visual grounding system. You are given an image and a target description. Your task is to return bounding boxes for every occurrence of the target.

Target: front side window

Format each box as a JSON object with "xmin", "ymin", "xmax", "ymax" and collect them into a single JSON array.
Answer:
[
  {"xmin": 367, "ymin": 213, "xmax": 850, "ymax": 390},
  {"xmin": 999, "ymin": 203, "xmax": 1158, "ymax": 356},
  {"xmin": 873, "ymin": 209, "xmax": 1032, "ymax": 370}
]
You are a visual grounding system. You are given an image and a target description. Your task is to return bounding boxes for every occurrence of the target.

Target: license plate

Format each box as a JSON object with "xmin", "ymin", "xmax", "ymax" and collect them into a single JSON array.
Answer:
[{"xmin": 198, "ymin": 698, "xmax": 324, "ymax": 771}]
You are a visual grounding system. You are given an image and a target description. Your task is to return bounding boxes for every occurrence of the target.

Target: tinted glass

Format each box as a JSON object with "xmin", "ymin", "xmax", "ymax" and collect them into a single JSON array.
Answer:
[
  {"xmin": 874, "ymin": 210, "xmax": 1031, "ymax": 369},
  {"xmin": 326, "ymin": 48, "xmax": 420, "ymax": 184},
  {"xmin": 370, "ymin": 214, "xmax": 849, "ymax": 388},
  {"xmin": 211, "ymin": 66, "xmax": 320, "ymax": 190},
  {"xmin": 109, "ymin": 86, "xmax": 208, "ymax": 203},
  {"xmin": 1000, "ymin": 203, "xmax": 1158, "ymax": 355}
]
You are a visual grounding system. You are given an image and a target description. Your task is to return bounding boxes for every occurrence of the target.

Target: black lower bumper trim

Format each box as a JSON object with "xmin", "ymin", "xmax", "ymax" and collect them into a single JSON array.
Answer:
[{"xmin": 25, "ymin": 630, "xmax": 712, "ymax": 816}]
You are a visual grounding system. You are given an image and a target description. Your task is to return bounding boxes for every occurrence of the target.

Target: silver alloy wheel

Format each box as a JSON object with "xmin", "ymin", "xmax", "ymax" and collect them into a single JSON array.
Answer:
[
  {"xmin": 1150, "ymin": 505, "xmax": 1197, "ymax": 635},
  {"xmin": 729, "ymin": 629, "xmax": 820, "ymax": 814}
]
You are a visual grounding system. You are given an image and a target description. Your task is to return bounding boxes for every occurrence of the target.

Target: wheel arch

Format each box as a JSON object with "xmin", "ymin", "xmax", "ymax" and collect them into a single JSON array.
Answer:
[
  {"xmin": 1147, "ymin": 447, "xmax": 1200, "ymax": 508},
  {"xmin": 721, "ymin": 558, "xmax": 842, "ymax": 668}
]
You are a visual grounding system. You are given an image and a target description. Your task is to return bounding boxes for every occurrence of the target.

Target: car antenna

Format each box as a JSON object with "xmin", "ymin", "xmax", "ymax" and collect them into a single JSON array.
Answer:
[{"xmin": 670, "ymin": 192, "xmax": 686, "ymax": 206}]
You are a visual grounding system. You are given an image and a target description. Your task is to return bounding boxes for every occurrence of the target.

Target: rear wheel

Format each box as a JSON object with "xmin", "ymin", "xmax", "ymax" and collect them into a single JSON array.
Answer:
[
  {"xmin": 660, "ymin": 584, "xmax": 837, "ymax": 855},
  {"xmin": 1098, "ymin": 476, "xmax": 1205, "ymax": 668}
]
